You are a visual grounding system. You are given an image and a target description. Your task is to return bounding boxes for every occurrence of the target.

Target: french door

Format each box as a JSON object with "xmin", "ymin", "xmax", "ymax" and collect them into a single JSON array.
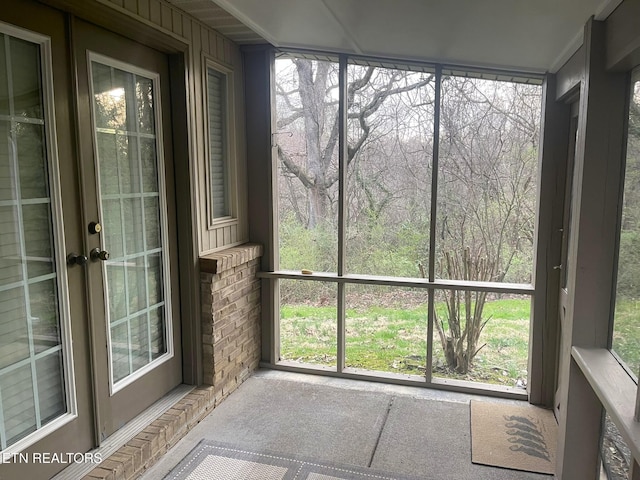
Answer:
[
  {"xmin": 0, "ymin": 1, "xmax": 182, "ymax": 477},
  {"xmin": 73, "ymin": 18, "xmax": 182, "ymax": 440},
  {"xmin": 0, "ymin": 3, "xmax": 94, "ymax": 478}
]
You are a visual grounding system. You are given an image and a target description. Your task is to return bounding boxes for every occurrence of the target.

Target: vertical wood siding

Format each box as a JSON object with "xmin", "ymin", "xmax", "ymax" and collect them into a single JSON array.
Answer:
[{"xmin": 101, "ymin": 0, "xmax": 249, "ymax": 253}]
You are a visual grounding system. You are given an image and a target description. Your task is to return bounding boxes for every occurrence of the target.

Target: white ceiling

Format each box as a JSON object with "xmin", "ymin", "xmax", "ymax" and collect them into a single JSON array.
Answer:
[{"xmin": 210, "ymin": 0, "xmax": 623, "ymax": 73}]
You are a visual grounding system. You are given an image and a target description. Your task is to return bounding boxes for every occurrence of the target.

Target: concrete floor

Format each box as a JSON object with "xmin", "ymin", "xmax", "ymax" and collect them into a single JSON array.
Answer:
[{"xmin": 141, "ymin": 370, "xmax": 554, "ymax": 480}]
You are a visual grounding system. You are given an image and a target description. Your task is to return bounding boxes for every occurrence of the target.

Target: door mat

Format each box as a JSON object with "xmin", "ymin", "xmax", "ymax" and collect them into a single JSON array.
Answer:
[
  {"xmin": 163, "ymin": 441, "xmax": 422, "ymax": 480},
  {"xmin": 470, "ymin": 400, "xmax": 557, "ymax": 475}
]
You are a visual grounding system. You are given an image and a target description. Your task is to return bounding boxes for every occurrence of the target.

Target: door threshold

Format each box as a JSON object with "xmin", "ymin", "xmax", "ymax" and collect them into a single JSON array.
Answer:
[{"xmin": 53, "ymin": 384, "xmax": 195, "ymax": 480}]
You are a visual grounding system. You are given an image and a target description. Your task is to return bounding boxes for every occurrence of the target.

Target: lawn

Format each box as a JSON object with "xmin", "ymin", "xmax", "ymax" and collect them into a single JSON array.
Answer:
[
  {"xmin": 612, "ymin": 298, "xmax": 640, "ymax": 378},
  {"xmin": 280, "ymin": 294, "xmax": 530, "ymax": 387}
]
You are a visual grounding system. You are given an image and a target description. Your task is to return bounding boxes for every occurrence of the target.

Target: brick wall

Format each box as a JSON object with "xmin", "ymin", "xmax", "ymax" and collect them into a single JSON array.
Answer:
[
  {"xmin": 200, "ymin": 243, "xmax": 263, "ymax": 405},
  {"xmin": 80, "ymin": 244, "xmax": 263, "ymax": 479}
]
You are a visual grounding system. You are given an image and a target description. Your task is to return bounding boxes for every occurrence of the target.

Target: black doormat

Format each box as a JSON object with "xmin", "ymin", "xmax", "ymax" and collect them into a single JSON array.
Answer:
[{"xmin": 163, "ymin": 440, "xmax": 422, "ymax": 480}]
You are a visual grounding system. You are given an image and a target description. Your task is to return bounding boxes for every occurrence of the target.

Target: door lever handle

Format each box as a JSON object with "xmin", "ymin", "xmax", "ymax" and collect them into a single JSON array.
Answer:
[{"xmin": 90, "ymin": 248, "xmax": 110, "ymax": 262}]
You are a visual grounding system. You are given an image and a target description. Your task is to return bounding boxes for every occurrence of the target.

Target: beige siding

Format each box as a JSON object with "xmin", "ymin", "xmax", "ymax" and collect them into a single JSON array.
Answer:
[{"xmin": 100, "ymin": 0, "xmax": 249, "ymax": 254}]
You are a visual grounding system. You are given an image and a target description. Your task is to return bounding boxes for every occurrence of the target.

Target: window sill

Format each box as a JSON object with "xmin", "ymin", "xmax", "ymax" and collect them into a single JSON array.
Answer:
[
  {"xmin": 572, "ymin": 346, "xmax": 640, "ymax": 461},
  {"xmin": 258, "ymin": 270, "xmax": 534, "ymax": 294}
]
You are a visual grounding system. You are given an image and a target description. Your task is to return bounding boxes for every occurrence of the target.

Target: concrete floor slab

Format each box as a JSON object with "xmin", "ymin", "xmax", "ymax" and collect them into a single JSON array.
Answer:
[
  {"xmin": 190, "ymin": 376, "xmax": 392, "ymax": 465},
  {"xmin": 141, "ymin": 371, "xmax": 553, "ymax": 480},
  {"xmin": 370, "ymin": 395, "xmax": 550, "ymax": 480}
]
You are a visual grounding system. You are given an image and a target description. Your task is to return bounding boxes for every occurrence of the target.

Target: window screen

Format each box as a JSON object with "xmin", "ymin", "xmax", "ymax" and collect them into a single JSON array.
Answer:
[{"xmin": 612, "ymin": 67, "xmax": 640, "ymax": 379}]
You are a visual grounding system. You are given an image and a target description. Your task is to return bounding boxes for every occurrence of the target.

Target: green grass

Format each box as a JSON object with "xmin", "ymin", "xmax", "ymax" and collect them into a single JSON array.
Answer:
[
  {"xmin": 612, "ymin": 298, "xmax": 640, "ymax": 377},
  {"xmin": 280, "ymin": 297, "xmax": 530, "ymax": 387},
  {"xmin": 345, "ymin": 306, "xmax": 427, "ymax": 373}
]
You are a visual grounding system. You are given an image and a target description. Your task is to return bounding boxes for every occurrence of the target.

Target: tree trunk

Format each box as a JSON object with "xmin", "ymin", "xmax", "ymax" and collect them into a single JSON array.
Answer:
[
  {"xmin": 433, "ymin": 247, "xmax": 494, "ymax": 375},
  {"xmin": 308, "ymin": 184, "xmax": 327, "ymax": 229},
  {"xmin": 295, "ymin": 59, "xmax": 330, "ymax": 228}
]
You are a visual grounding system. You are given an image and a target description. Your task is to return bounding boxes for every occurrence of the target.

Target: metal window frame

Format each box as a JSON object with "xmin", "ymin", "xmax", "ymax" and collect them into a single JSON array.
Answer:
[{"xmin": 268, "ymin": 50, "xmax": 541, "ymax": 398}]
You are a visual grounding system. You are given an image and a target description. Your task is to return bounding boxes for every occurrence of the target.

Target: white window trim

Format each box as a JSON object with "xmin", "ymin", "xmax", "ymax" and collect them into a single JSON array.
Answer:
[
  {"xmin": 203, "ymin": 55, "xmax": 238, "ymax": 229},
  {"xmin": 86, "ymin": 52, "xmax": 175, "ymax": 396}
]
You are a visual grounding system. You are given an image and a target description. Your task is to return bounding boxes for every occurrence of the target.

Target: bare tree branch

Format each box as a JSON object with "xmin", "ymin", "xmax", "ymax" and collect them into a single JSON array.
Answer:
[
  {"xmin": 277, "ymin": 111, "xmax": 304, "ymax": 129},
  {"xmin": 278, "ymin": 145, "xmax": 314, "ymax": 188}
]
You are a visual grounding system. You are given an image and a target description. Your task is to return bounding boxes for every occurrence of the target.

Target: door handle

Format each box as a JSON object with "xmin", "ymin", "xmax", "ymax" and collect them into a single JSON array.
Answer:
[
  {"xmin": 90, "ymin": 248, "xmax": 110, "ymax": 262},
  {"xmin": 67, "ymin": 252, "xmax": 88, "ymax": 266}
]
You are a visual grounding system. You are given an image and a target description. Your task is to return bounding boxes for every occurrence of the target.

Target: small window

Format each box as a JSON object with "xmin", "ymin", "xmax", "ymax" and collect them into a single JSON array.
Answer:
[{"xmin": 206, "ymin": 64, "xmax": 231, "ymax": 222}]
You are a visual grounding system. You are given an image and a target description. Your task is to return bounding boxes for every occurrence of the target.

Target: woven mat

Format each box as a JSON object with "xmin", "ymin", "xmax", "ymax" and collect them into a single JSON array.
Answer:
[
  {"xmin": 470, "ymin": 400, "xmax": 557, "ymax": 475},
  {"xmin": 164, "ymin": 441, "xmax": 422, "ymax": 480}
]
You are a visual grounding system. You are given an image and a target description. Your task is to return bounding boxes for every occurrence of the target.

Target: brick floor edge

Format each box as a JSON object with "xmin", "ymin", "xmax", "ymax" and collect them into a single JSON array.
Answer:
[{"xmin": 83, "ymin": 386, "xmax": 218, "ymax": 480}]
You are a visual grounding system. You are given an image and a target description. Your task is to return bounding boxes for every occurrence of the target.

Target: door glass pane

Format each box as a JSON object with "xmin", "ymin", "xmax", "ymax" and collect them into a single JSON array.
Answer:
[
  {"xmin": 106, "ymin": 263, "xmax": 126, "ymax": 320},
  {"xmin": 97, "ymin": 132, "xmax": 119, "ymax": 194},
  {"xmin": 91, "ymin": 59, "xmax": 170, "ymax": 386},
  {"xmin": 123, "ymin": 197, "xmax": 143, "ymax": 253},
  {"xmin": 29, "ymin": 279, "xmax": 61, "ymax": 354},
  {"xmin": 149, "ymin": 306, "xmax": 165, "ymax": 361},
  {"xmin": 36, "ymin": 351, "xmax": 65, "ymax": 424},
  {"xmin": 0, "ymin": 32, "xmax": 67, "ymax": 449},
  {"xmin": 0, "ymin": 36, "xmax": 8, "ymax": 115},
  {"xmin": 110, "ymin": 322, "xmax": 129, "ymax": 383},
  {"xmin": 118, "ymin": 135, "xmax": 140, "ymax": 194},
  {"xmin": 136, "ymin": 77, "xmax": 154, "ymax": 135},
  {"xmin": 140, "ymin": 137, "xmax": 158, "ymax": 193},
  {"xmin": 103, "ymin": 198, "xmax": 124, "ymax": 258},
  {"xmin": 10, "ymin": 37, "xmax": 43, "ymax": 119},
  {"xmin": 17, "ymin": 123, "xmax": 47, "ymax": 199},
  {"xmin": 0, "ymin": 205, "xmax": 21, "ymax": 285},
  {"xmin": 1, "ymin": 365, "xmax": 36, "ymax": 445},
  {"xmin": 130, "ymin": 313, "xmax": 149, "ymax": 372},
  {"xmin": 0, "ymin": 287, "xmax": 29, "ymax": 369},
  {"xmin": 0, "ymin": 122, "xmax": 11, "ymax": 201},
  {"xmin": 23, "ymin": 203, "xmax": 54, "ymax": 278}
]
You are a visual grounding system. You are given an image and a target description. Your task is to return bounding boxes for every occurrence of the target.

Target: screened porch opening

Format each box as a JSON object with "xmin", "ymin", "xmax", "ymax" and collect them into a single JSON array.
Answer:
[{"xmin": 269, "ymin": 53, "xmax": 542, "ymax": 394}]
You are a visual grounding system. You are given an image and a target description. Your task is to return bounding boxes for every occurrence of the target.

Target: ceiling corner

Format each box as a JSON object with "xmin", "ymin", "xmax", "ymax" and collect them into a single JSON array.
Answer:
[
  {"xmin": 210, "ymin": 0, "xmax": 279, "ymax": 46},
  {"xmin": 594, "ymin": 0, "xmax": 624, "ymax": 20},
  {"xmin": 319, "ymin": 0, "xmax": 363, "ymax": 55},
  {"xmin": 549, "ymin": 30, "xmax": 584, "ymax": 74}
]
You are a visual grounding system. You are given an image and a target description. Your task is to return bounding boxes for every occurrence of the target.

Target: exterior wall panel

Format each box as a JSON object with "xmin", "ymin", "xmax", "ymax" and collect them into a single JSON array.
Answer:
[
  {"xmin": 100, "ymin": 0, "xmax": 249, "ymax": 254},
  {"xmin": 606, "ymin": 0, "xmax": 640, "ymax": 71}
]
